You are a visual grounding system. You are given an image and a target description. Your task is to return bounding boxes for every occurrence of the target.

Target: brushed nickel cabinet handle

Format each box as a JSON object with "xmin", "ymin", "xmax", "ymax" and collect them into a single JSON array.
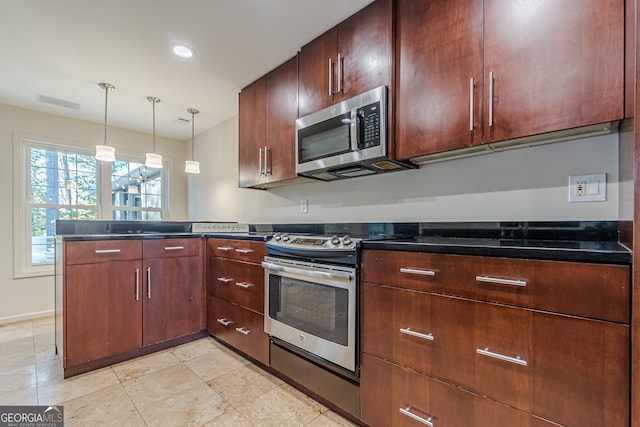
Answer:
[
  {"xmin": 235, "ymin": 327, "xmax": 252, "ymax": 335},
  {"xmin": 328, "ymin": 58, "xmax": 333, "ymax": 96},
  {"xmin": 400, "ymin": 327, "xmax": 434, "ymax": 341},
  {"xmin": 164, "ymin": 246, "xmax": 184, "ymax": 251},
  {"xmin": 146, "ymin": 267, "xmax": 151, "ymax": 299},
  {"xmin": 469, "ymin": 77, "xmax": 474, "ymax": 131},
  {"xmin": 337, "ymin": 53, "xmax": 342, "ymax": 93},
  {"xmin": 400, "ymin": 267, "xmax": 436, "ymax": 277},
  {"xmin": 216, "ymin": 318, "xmax": 233, "ymax": 327},
  {"xmin": 258, "ymin": 147, "xmax": 263, "ymax": 176},
  {"xmin": 399, "ymin": 407, "xmax": 433, "ymax": 426},
  {"xmin": 94, "ymin": 249, "xmax": 121, "ymax": 254},
  {"xmin": 488, "ymin": 71, "xmax": 494, "ymax": 127},
  {"xmin": 235, "ymin": 248, "xmax": 254, "ymax": 254},
  {"xmin": 475, "ymin": 275, "xmax": 527, "ymax": 287},
  {"xmin": 135, "ymin": 268, "xmax": 140, "ymax": 301},
  {"xmin": 217, "ymin": 277, "xmax": 233, "ymax": 284},
  {"xmin": 217, "ymin": 246, "xmax": 234, "ymax": 251},
  {"xmin": 477, "ymin": 347, "xmax": 528, "ymax": 366},
  {"xmin": 235, "ymin": 282, "xmax": 253, "ymax": 289}
]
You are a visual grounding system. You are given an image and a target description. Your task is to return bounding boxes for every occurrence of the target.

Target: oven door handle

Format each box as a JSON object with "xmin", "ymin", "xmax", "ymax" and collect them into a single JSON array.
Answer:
[{"xmin": 262, "ymin": 261, "xmax": 353, "ymax": 283}]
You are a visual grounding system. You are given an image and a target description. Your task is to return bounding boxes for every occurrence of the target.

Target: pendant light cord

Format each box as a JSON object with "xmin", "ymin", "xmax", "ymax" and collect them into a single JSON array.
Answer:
[
  {"xmin": 103, "ymin": 86, "xmax": 108, "ymax": 145},
  {"xmin": 152, "ymin": 99, "xmax": 157, "ymax": 153},
  {"xmin": 191, "ymin": 111, "xmax": 195, "ymax": 160}
]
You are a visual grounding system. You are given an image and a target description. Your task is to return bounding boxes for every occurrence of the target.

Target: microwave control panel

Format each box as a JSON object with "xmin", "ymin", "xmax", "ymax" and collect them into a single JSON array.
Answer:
[{"xmin": 357, "ymin": 101, "xmax": 381, "ymax": 149}]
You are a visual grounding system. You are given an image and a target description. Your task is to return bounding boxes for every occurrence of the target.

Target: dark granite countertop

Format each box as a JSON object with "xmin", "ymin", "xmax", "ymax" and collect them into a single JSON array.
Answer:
[{"xmin": 360, "ymin": 236, "xmax": 631, "ymax": 264}]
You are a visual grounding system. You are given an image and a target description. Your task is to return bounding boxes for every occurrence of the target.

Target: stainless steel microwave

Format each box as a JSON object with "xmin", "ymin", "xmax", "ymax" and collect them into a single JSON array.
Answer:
[{"xmin": 295, "ymin": 86, "xmax": 414, "ymax": 181}]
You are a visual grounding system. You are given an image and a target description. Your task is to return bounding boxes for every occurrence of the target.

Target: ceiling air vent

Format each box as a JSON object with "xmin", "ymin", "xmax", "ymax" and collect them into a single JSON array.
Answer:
[{"xmin": 36, "ymin": 94, "xmax": 80, "ymax": 110}]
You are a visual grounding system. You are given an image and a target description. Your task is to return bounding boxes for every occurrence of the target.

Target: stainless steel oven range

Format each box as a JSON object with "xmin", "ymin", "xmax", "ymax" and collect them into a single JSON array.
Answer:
[{"xmin": 262, "ymin": 232, "xmax": 361, "ymax": 417}]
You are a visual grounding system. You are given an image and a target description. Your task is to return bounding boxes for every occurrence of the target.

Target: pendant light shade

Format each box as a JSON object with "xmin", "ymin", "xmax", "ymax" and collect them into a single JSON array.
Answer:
[
  {"xmin": 145, "ymin": 96, "xmax": 163, "ymax": 168},
  {"xmin": 185, "ymin": 108, "xmax": 200, "ymax": 174},
  {"xmin": 95, "ymin": 82, "xmax": 116, "ymax": 162}
]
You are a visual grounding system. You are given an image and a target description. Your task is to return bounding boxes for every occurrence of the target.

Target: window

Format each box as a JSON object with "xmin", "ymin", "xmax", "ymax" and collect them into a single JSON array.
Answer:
[{"xmin": 14, "ymin": 136, "xmax": 168, "ymax": 277}]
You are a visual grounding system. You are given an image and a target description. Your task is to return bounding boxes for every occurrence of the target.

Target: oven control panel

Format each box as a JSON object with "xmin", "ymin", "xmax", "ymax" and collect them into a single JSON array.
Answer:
[{"xmin": 270, "ymin": 233, "xmax": 359, "ymax": 250}]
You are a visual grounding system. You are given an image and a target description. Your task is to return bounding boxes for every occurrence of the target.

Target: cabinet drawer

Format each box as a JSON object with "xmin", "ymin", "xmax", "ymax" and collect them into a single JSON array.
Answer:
[
  {"xmin": 361, "ymin": 249, "xmax": 630, "ymax": 323},
  {"xmin": 207, "ymin": 238, "xmax": 265, "ymax": 263},
  {"xmin": 66, "ymin": 240, "xmax": 142, "ymax": 265},
  {"xmin": 361, "ymin": 283, "xmax": 630, "ymax": 426},
  {"xmin": 361, "ymin": 353, "xmax": 557, "ymax": 427},
  {"xmin": 208, "ymin": 257, "xmax": 264, "ymax": 313},
  {"xmin": 143, "ymin": 238, "xmax": 202, "ymax": 258},
  {"xmin": 207, "ymin": 296, "xmax": 269, "ymax": 365}
]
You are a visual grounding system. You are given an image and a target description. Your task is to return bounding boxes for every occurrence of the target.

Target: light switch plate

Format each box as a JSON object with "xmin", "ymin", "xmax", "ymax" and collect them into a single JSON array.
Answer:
[{"xmin": 568, "ymin": 173, "xmax": 606, "ymax": 203}]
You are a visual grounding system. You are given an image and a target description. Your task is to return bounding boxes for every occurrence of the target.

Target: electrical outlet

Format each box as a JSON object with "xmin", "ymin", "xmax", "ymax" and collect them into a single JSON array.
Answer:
[
  {"xmin": 299, "ymin": 199, "xmax": 308, "ymax": 214},
  {"xmin": 568, "ymin": 174, "xmax": 606, "ymax": 203}
]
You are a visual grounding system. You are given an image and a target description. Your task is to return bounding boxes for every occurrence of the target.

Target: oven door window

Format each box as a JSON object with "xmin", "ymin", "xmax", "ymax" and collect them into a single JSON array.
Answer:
[
  {"xmin": 268, "ymin": 274, "xmax": 349, "ymax": 346},
  {"xmin": 297, "ymin": 112, "xmax": 351, "ymax": 164}
]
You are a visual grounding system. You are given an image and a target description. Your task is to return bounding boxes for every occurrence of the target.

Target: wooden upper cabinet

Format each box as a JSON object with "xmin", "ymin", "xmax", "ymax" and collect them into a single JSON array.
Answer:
[
  {"xmin": 239, "ymin": 57, "xmax": 298, "ymax": 188},
  {"xmin": 298, "ymin": 0, "xmax": 393, "ymax": 117},
  {"xmin": 395, "ymin": 0, "xmax": 624, "ymax": 160},
  {"xmin": 395, "ymin": 0, "xmax": 483, "ymax": 159},
  {"xmin": 483, "ymin": 0, "xmax": 624, "ymax": 143},
  {"xmin": 238, "ymin": 77, "xmax": 266, "ymax": 188},
  {"xmin": 265, "ymin": 56, "xmax": 298, "ymax": 183}
]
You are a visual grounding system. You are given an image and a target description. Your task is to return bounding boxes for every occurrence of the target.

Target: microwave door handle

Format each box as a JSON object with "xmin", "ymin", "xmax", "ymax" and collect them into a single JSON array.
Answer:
[{"xmin": 350, "ymin": 109, "xmax": 358, "ymax": 151}]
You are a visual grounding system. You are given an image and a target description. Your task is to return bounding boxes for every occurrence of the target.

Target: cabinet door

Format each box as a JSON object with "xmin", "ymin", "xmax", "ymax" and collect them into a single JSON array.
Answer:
[
  {"xmin": 338, "ymin": 0, "xmax": 393, "ymax": 100},
  {"xmin": 483, "ymin": 0, "xmax": 624, "ymax": 143},
  {"xmin": 238, "ymin": 77, "xmax": 266, "ymax": 188},
  {"xmin": 265, "ymin": 56, "xmax": 298, "ymax": 183},
  {"xmin": 65, "ymin": 260, "xmax": 142, "ymax": 366},
  {"xmin": 143, "ymin": 256, "xmax": 204, "ymax": 346},
  {"xmin": 298, "ymin": 28, "xmax": 338, "ymax": 117},
  {"xmin": 395, "ymin": 0, "xmax": 483, "ymax": 159}
]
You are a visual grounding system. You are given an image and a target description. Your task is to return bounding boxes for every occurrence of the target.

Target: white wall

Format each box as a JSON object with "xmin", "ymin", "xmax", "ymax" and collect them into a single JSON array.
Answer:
[
  {"xmin": 189, "ymin": 115, "xmax": 621, "ymax": 224},
  {"xmin": 0, "ymin": 103, "xmax": 189, "ymax": 323}
]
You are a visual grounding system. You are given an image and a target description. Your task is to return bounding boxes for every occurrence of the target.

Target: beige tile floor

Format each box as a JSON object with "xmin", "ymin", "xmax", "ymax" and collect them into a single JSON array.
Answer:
[{"xmin": 0, "ymin": 317, "xmax": 357, "ymax": 426}]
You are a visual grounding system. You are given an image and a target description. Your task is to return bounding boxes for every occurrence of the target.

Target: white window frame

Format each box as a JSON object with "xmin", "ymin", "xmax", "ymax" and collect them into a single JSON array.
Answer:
[{"xmin": 13, "ymin": 133, "xmax": 169, "ymax": 278}]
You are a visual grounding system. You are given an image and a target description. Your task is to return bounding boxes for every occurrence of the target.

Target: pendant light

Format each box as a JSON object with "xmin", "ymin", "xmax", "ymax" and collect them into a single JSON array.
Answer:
[
  {"xmin": 95, "ymin": 82, "xmax": 116, "ymax": 162},
  {"xmin": 185, "ymin": 108, "xmax": 200, "ymax": 174},
  {"xmin": 145, "ymin": 96, "xmax": 163, "ymax": 168}
]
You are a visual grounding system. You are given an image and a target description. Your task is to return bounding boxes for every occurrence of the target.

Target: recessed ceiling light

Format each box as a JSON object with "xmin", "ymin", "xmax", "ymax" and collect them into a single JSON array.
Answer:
[{"xmin": 172, "ymin": 44, "xmax": 194, "ymax": 58}]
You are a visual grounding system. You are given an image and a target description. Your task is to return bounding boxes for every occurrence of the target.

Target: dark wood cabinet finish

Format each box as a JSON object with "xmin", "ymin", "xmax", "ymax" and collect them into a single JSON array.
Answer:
[
  {"xmin": 361, "ymin": 249, "xmax": 630, "ymax": 323},
  {"xmin": 483, "ymin": 0, "xmax": 624, "ymax": 143},
  {"xmin": 207, "ymin": 296, "xmax": 269, "ymax": 366},
  {"xmin": 394, "ymin": 0, "xmax": 624, "ymax": 160},
  {"xmin": 361, "ymin": 353, "xmax": 557, "ymax": 427},
  {"xmin": 206, "ymin": 238, "xmax": 268, "ymax": 365},
  {"xmin": 65, "ymin": 259, "xmax": 142, "ymax": 366},
  {"xmin": 360, "ymin": 249, "xmax": 631, "ymax": 426},
  {"xmin": 141, "ymin": 240, "xmax": 204, "ymax": 346},
  {"xmin": 59, "ymin": 238, "xmax": 205, "ymax": 376},
  {"xmin": 298, "ymin": 0, "xmax": 393, "ymax": 117},
  {"xmin": 238, "ymin": 77, "xmax": 266, "ymax": 188},
  {"xmin": 239, "ymin": 57, "xmax": 299, "ymax": 188},
  {"xmin": 395, "ymin": 0, "xmax": 484, "ymax": 158}
]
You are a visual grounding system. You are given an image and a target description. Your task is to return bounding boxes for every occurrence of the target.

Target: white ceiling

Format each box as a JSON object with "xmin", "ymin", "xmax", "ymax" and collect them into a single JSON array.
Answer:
[{"xmin": 0, "ymin": 0, "xmax": 374, "ymax": 141}]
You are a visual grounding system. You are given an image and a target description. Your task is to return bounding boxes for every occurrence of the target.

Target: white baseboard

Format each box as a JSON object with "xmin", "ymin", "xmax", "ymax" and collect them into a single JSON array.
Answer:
[{"xmin": 0, "ymin": 309, "xmax": 55, "ymax": 325}]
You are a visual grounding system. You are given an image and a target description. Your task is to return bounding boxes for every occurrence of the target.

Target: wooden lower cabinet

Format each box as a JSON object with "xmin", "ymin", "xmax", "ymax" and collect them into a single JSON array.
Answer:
[
  {"xmin": 207, "ymin": 296, "xmax": 269, "ymax": 365},
  {"xmin": 209, "ymin": 257, "xmax": 264, "ymax": 313},
  {"xmin": 361, "ymin": 353, "xmax": 556, "ymax": 427},
  {"xmin": 65, "ymin": 259, "xmax": 142, "ymax": 366},
  {"xmin": 361, "ymin": 282, "xmax": 629, "ymax": 426}
]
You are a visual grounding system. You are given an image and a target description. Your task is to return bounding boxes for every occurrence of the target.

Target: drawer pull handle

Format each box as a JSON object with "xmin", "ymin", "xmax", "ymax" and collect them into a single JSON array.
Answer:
[
  {"xmin": 235, "ymin": 248, "xmax": 254, "ymax": 254},
  {"xmin": 216, "ymin": 318, "xmax": 233, "ymax": 327},
  {"xmin": 94, "ymin": 249, "xmax": 121, "ymax": 254},
  {"xmin": 235, "ymin": 327, "xmax": 252, "ymax": 335},
  {"xmin": 235, "ymin": 282, "xmax": 253, "ymax": 289},
  {"xmin": 475, "ymin": 276, "xmax": 527, "ymax": 287},
  {"xmin": 164, "ymin": 246, "xmax": 184, "ymax": 251},
  {"xmin": 400, "ymin": 268, "xmax": 436, "ymax": 277},
  {"xmin": 477, "ymin": 347, "xmax": 528, "ymax": 366},
  {"xmin": 400, "ymin": 327, "xmax": 434, "ymax": 341},
  {"xmin": 217, "ymin": 246, "xmax": 234, "ymax": 251},
  {"xmin": 217, "ymin": 277, "xmax": 233, "ymax": 284},
  {"xmin": 400, "ymin": 406, "xmax": 433, "ymax": 426}
]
